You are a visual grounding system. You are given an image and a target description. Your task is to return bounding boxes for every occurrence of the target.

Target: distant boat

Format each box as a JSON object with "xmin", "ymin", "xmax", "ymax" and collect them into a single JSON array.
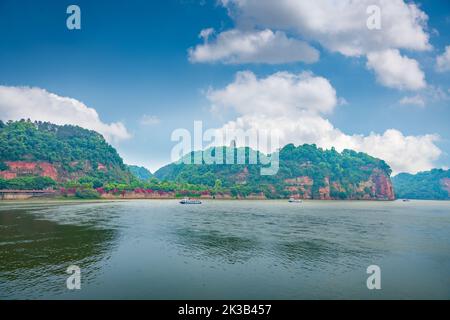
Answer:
[
  {"xmin": 288, "ymin": 198, "xmax": 302, "ymax": 203},
  {"xmin": 180, "ymin": 198, "xmax": 202, "ymax": 204},
  {"xmin": 402, "ymin": 199, "xmax": 410, "ymax": 202}
]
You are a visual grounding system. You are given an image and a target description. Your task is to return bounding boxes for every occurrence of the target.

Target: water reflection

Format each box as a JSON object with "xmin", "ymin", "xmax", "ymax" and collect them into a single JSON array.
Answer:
[
  {"xmin": 1, "ymin": 200, "xmax": 449, "ymax": 299},
  {"xmin": 173, "ymin": 227, "xmax": 260, "ymax": 264},
  {"xmin": 169, "ymin": 203, "xmax": 387, "ymax": 273},
  {"xmin": 0, "ymin": 207, "xmax": 118, "ymax": 299}
]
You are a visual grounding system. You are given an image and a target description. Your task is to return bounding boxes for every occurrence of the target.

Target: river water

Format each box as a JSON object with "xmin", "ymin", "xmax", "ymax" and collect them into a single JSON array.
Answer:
[{"xmin": 0, "ymin": 200, "xmax": 449, "ymax": 299}]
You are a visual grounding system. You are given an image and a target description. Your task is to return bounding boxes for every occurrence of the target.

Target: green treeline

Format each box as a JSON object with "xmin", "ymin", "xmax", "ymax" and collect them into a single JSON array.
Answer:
[
  {"xmin": 0, "ymin": 176, "xmax": 56, "ymax": 190},
  {"xmin": 393, "ymin": 169, "xmax": 450, "ymax": 200},
  {"xmin": 154, "ymin": 144, "xmax": 392, "ymax": 199}
]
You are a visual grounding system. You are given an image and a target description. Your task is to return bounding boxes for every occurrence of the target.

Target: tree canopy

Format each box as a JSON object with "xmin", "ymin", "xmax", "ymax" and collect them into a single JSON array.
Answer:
[{"xmin": 393, "ymin": 169, "xmax": 450, "ymax": 200}]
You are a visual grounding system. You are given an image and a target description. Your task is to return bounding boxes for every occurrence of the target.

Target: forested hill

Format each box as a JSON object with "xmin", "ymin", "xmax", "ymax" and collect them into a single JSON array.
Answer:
[
  {"xmin": 393, "ymin": 169, "xmax": 450, "ymax": 200},
  {"xmin": 155, "ymin": 144, "xmax": 395, "ymax": 200},
  {"xmin": 127, "ymin": 165, "xmax": 153, "ymax": 181},
  {"xmin": 0, "ymin": 120, "xmax": 133, "ymax": 185},
  {"xmin": 0, "ymin": 120, "xmax": 395, "ymax": 200}
]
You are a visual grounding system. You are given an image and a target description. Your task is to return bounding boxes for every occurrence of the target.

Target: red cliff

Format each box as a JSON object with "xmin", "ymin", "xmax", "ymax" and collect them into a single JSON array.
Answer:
[
  {"xmin": 0, "ymin": 161, "xmax": 58, "ymax": 180},
  {"xmin": 283, "ymin": 169, "xmax": 394, "ymax": 200}
]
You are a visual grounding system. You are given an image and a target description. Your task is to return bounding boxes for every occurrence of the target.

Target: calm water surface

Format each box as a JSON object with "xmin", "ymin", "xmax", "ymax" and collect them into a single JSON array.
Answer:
[{"xmin": 0, "ymin": 200, "xmax": 449, "ymax": 299}]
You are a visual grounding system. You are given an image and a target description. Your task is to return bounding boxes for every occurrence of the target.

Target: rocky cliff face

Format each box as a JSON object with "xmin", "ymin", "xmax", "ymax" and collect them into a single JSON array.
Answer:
[
  {"xmin": 0, "ymin": 160, "xmax": 111, "ymax": 183},
  {"xmin": 283, "ymin": 169, "xmax": 395, "ymax": 200},
  {"xmin": 372, "ymin": 170, "xmax": 395, "ymax": 200},
  {"xmin": 0, "ymin": 161, "xmax": 58, "ymax": 180}
]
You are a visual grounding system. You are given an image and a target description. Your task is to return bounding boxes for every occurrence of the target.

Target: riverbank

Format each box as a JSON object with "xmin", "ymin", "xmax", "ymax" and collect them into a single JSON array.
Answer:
[
  {"xmin": 0, "ymin": 190, "xmax": 396, "ymax": 201},
  {"xmin": 0, "ymin": 196, "xmax": 410, "ymax": 202}
]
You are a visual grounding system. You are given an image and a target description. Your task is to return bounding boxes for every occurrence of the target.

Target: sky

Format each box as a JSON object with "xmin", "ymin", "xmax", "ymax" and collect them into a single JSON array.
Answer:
[{"xmin": 0, "ymin": 0, "xmax": 449, "ymax": 174}]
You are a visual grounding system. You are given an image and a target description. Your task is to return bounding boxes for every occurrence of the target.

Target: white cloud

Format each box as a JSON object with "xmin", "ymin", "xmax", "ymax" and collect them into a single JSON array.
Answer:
[
  {"xmin": 436, "ymin": 45, "xmax": 450, "ymax": 72},
  {"xmin": 220, "ymin": 0, "xmax": 431, "ymax": 56},
  {"xmin": 0, "ymin": 86, "xmax": 131, "ymax": 144},
  {"xmin": 366, "ymin": 49, "xmax": 426, "ymax": 90},
  {"xmin": 189, "ymin": 29, "xmax": 319, "ymax": 64},
  {"xmin": 140, "ymin": 114, "xmax": 161, "ymax": 126},
  {"xmin": 207, "ymin": 71, "xmax": 337, "ymax": 115},
  {"xmin": 196, "ymin": 0, "xmax": 432, "ymax": 90},
  {"xmin": 399, "ymin": 95, "xmax": 425, "ymax": 107},
  {"xmin": 207, "ymin": 71, "xmax": 441, "ymax": 174}
]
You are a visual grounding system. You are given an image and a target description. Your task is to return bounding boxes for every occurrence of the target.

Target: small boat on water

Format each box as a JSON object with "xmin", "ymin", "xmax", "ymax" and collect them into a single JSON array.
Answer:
[
  {"xmin": 402, "ymin": 199, "xmax": 411, "ymax": 202},
  {"xmin": 288, "ymin": 198, "xmax": 302, "ymax": 203},
  {"xmin": 180, "ymin": 198, "xmax": 202, "ymax": 204}
]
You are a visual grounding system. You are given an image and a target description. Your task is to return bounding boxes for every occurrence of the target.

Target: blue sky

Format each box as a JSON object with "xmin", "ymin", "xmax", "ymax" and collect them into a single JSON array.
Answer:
[{"xmin": 0, "ymin": 0, "xmax": 449, "ymax": 174}]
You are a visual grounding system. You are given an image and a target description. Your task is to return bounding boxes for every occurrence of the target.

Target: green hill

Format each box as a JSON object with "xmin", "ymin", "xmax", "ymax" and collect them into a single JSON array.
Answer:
[
  {"xmin": 0, "ymin": 120, "xmax": 397, "ymax": 200},
  {"xmin": 0, "ymin": 120, "xmax": 133, "ymax": 189},
  {"xmin": 155, "ymin": 144, "xmax": 394, "ymax": 200},
  {"xmin": 392, "ymin": 169, "xmax": 450, "ymax": 200},
  {"xmin": 127, "ymin": 165, "xmax": 153, "ymax": 181}
]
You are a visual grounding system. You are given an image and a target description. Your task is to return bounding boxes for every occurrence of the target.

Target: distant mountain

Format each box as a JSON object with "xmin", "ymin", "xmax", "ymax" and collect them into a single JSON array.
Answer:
[
  {"xmin": 127, "ymin": 165, "xmax": 152, "ymax": 181},
  {"xmin": 392, "ymin": 169, "xmax": 450, "ymax": 200},
  {"xmin": 0, "ymin": 120, "xmax": 133, "ymax": 188},
  {"xmin": 155, "ymin": 144, "xmax": 395, "ymax": 200}
]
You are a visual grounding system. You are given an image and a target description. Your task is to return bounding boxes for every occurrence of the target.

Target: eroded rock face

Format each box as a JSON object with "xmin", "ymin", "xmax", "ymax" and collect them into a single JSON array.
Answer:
[
  {"xmin": 318, "ymin": 177, "xmax": 332, "ymax": 200},
  {"xmin": 284, "ymin": 176, "xmax": 313, "ymax": 198},
  {"xmin": 283, "ymin": 169, "xmax": 395, "ymax": 200},
  {"xmin": 0, "ymin": 161, "xmax": 113, "ymax": 183},
  {"xmin": 0, "ymin": 161, "xmax": 58, "ymax": 180},
  {"xmin": 371, "ymin": 170, "xmax": 395, "ymax": 200}
]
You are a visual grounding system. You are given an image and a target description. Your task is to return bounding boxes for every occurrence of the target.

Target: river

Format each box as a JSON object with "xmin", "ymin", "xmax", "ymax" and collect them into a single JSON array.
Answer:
[{"xmin": 1, "ymin": 200, "xmax": 449, "ymax": 299}]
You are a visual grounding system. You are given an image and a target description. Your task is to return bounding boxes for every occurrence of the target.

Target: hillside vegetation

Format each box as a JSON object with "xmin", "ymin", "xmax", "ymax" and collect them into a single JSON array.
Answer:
[
  {"xmin": 0, "ymin": 120, "xmax": 133, "ymax": 188},
  {"xmin": 127, "ymin": 165, "xmax": 153, "ymax": 181},
  {"xmin": 155, "ymin": 144, "xmax": 394, "ymax": 200},
  {"xmin": 0, "ymin": 120, "xmax": 396, "ymax": 200},
  {"xmin": 393, "ymin": 169, "xmax": 450, "ymax": 200}
]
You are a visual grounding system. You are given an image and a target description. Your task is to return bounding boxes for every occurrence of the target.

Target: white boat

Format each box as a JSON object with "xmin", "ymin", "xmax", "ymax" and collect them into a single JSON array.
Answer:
[
  {"xmin": 288, "ymin": 198, "xmax": 302, "ymax": 203},
  {"xmin": 180, "ymin": 198, "xmax": 202, "ymax": 204}
]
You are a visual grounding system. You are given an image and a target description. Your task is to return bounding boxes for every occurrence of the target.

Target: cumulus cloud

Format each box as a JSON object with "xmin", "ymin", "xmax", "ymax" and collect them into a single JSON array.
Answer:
[
  {"xmin": 207, "ymin": 71, "xmax": 441, "ymax": 174},
  {"xmin": 189, "ymin": 29, "xmax": 319, "ymax": 64},
  {"xmin": 436, "ymin": 45, "xmax": 450, "ymax": 72},
  {"xmin": 190, "ymin": 0, "xmax": 431, "ymax": 89},
  {"xmin": 366, "ymin": 49, "xmax": 426, "ymax": 90},
  {"xmin": 220, "ymin": 0, "xmax": 431, "ymax": 56},
  {"xmin": 207, "ymin": 71, "xmax": 337, "ymax": 115},
  {"xmin": 0, "ymin": 86, "xmax": 131, "ymax": 144}
]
